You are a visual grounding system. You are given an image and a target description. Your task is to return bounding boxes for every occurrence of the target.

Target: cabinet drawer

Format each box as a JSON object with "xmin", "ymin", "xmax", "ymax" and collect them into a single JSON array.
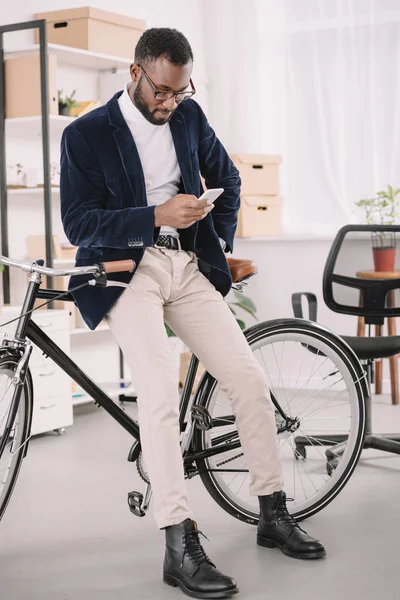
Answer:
[
  {"xmin": 29, "ymin": 329, "xmax": 70, "ymax": 369},
  {"xmin": 31, "ymin": 310, "xmax": 69, "ymax": 333},
  {"xmin": 30, "ymin": 364, "xmax": 70, "ymax": 401},
  {"xmin": 31, "ymin": 394, "xmax": 73, "ymax": 436}
]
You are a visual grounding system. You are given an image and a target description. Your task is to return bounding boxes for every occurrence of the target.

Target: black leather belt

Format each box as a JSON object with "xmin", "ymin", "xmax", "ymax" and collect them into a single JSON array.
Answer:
[{"xmin": 154, "ymin": 235, "xmax": 180, "ymax": 250}]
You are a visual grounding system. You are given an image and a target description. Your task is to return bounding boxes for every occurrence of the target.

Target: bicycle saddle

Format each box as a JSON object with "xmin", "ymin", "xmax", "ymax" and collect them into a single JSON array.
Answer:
[{"xmin": 227, "ymin": 258, "xmax": 258, "ymax": 283}]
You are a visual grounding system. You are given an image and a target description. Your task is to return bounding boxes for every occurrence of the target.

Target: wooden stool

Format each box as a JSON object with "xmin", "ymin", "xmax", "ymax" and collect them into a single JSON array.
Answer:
[{"xmin": 356, "ymin": 269, "xmax": 400, "ymax": 405}]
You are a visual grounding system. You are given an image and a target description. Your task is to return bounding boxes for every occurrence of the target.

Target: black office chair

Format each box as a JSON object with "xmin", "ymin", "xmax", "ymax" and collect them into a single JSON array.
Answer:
[{"xmin": 292, "ymin": 224, "xmax": 400, "ymax": 467}]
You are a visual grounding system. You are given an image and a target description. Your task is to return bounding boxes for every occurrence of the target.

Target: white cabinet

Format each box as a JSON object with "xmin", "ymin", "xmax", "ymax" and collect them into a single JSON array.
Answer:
[{"xmin": 0, "ymin": 307, "xmax": 73, "ymax": 435}]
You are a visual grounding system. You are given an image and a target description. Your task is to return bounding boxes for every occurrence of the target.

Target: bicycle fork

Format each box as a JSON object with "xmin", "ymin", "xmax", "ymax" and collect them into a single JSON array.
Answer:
[{"xmin": 0, "ymin": 342, "xmax": 32, "ymax": 457}]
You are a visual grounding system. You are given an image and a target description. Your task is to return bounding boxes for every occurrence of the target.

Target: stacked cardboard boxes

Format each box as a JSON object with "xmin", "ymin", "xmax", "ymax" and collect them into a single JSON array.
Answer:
[{"xmin": 231, "ymin": 154, "xmax": 283, "ymax": 237}]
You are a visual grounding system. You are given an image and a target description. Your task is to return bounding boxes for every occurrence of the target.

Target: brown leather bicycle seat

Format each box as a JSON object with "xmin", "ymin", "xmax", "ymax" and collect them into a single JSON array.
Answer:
[{"xmin": 227, "ymin": 258, "xmax": 258, "ymax": 283}]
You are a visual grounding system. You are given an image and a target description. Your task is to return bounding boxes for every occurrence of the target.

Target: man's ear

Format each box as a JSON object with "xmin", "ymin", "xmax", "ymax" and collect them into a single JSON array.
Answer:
[{"xmin": 130, "ymin": 63, "xmax": 141, "ymax": 83}]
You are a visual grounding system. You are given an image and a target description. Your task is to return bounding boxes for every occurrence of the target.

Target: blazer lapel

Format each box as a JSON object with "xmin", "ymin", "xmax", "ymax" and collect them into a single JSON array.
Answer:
[
  {"xmin": 107, "ymin": 93, "xmax": 147, "ymax": 208},
  {"xmin": 170, "ymin": 112, "xmax": 195, "ymax": 194}
]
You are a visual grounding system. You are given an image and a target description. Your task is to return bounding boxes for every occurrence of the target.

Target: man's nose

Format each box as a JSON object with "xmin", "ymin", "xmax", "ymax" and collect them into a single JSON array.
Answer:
[{"xmin": 161, "ymin": 96, "xmax": 178, "ymax": 111}]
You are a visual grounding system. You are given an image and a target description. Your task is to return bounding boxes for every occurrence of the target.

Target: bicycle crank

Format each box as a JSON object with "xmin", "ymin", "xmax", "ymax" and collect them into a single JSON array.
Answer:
[{"xmin": 127, "ymin": 483, "xmax": 152, "ymax": 517}]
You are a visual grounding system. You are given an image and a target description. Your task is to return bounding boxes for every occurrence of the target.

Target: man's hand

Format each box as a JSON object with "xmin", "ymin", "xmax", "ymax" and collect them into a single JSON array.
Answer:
[{"xmin": 154, "ymin": 194, "xmax": 214, "ymax": 229}]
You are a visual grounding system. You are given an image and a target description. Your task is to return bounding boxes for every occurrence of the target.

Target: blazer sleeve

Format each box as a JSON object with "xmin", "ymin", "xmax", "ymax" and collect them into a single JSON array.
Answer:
[
  {"xmin": 60, "ymin": 125, "xmax": 156, "ymax": 249},
  {"xmin": 196, "ymin": 103, "xmax": 241, "ymax": 252}
]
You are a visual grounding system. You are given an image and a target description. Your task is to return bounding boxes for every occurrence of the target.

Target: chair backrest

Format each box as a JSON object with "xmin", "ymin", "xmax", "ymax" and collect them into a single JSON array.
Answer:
[{"xmin": 323, "ymin": 224, "xmax": 400, "ymax": 325}]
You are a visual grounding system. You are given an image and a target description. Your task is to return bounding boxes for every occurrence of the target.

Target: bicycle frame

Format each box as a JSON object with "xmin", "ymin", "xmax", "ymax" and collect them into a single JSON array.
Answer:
[{"xmin": 1, "ymin": 273, "xmax": 244, "ymax": 468}]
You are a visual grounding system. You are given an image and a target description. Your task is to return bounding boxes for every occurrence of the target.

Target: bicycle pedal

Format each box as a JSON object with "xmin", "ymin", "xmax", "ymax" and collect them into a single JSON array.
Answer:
[
  {"xmin": 127, "ymin": 491, "xmax": 146, "ymax": 517},
  {"xmin": 191, "ymin": 405, "xmax": 213, "ymax": 431}
]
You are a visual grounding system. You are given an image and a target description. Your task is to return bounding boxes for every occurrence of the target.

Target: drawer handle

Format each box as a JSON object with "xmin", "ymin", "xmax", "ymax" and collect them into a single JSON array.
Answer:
[
  {"xmin": 38, "ymin": 371, "xmax": 55, "ymax": 377},
  {"xmin": 40, "ymin": 404, "xmax": 56, "ymax": 410},
  {"xmin": 39, "ymin": 322, "xmax": 54, "ymax": 328},
  {"xmin": 54, "ymin": 22, "xmax": 68, "ymax": 29}
]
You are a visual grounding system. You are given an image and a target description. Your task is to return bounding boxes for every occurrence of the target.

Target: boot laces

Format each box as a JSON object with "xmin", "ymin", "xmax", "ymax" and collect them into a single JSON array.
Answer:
[
  {"xmin": 181, "ymin": 529, "xmax": 215, "ymax": 568},
  {"xmin": 273, "ymin": 495, "xmax": 303, "ymax": 531}
]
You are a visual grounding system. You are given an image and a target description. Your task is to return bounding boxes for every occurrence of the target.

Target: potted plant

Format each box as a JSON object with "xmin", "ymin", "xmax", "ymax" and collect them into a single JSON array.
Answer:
[
  {"xmin": 58, "ymin": 89, "xmax": 78, "ymax": 116},
  {"xmin": 228, "ymin": 290, "xmax": 257, "ymax": 330},
  {"xmin": 355, "ymin": 185, "xmax": 400, "ymax": 271}
]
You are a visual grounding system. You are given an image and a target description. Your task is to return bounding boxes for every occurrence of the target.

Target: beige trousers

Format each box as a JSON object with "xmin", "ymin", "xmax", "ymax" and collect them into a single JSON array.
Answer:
[{"xmin": 106, "ymin": 247, "xmax": 283, "ymax": 528}]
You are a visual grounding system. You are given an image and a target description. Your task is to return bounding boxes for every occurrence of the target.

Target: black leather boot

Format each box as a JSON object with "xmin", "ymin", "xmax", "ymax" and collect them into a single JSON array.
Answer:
[
  {"xmin": 163, "ymin": 518, "xmax": 239, "ymax": 598},
  {"xmin": 257, "ymin": 491, "xmax": 326, "ymax": 559}
]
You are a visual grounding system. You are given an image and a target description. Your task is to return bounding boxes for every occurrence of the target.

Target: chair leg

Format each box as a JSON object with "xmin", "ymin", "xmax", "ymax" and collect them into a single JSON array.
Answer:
[
  {"xmin": 375, "ymin": 324, "xmax": 382, "ymax": 395},
  {"xmin": 357, "ymin": 315, "xmax": 365, "ymax": 337},
  {"xmin": 387, "ymin": 292, "xmax": 399, "ymax": 405},
  {"xmin": 389, "ymin": 355, "xmax": 399, "ymax": 405}
]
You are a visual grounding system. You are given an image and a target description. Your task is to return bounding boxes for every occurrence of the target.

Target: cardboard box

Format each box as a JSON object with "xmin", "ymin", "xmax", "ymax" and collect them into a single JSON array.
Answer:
[
  {"xmin": 5, "ymin": 54, "xmax": 58, "ymax": 118},
  {"xmin": 236, "ymin": 195, "xmax": 283, "ymax": 238},
  {"xmin": 26, "ymin": 235, "xmax": 78, "ymax": 325},
  {"xmin": 34, "ymin": 7, "xmax": 146, "ymax": 59},
  {"xmin": 26, "ymin": 235, "xmax": 77, "ymax": 262},
  {"xmin": 231, "ymin": 154, "xmax": 282, "ymax": 196}
]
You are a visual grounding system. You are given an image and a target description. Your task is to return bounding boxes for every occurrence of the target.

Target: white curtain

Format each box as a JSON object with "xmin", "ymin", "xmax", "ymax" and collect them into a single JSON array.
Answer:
[{"xmin": 255, "ymin": 0, "xmax": 400, "ymax": 233}]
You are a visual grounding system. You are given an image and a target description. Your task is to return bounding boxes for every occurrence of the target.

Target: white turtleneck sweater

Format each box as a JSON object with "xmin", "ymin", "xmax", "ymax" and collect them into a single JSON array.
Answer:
[{"xmin": 118, "ymin": 82, "xmax": 181, "ymax": 238}]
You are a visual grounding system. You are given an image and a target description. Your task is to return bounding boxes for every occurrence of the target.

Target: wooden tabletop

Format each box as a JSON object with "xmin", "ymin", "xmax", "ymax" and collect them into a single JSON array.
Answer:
[{"xmin": 356, "ymin": 270, "xmax": 400, "ymax": 280}]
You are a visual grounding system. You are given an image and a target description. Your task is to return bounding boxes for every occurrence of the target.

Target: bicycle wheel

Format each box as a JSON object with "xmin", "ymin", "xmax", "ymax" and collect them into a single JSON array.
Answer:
[
  {"xmin": 0, "ymin": 351, "xmax": 33, "ymax": 521},
  {"xmin": 193, "ymin": 318, "xmax": 366, "ymax": 524}
]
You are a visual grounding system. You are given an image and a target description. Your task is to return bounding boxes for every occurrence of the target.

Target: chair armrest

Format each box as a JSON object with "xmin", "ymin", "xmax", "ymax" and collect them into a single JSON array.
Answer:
[{"xmin": 291, "ymin": 292, "xmax": 318, "ymax": 322}]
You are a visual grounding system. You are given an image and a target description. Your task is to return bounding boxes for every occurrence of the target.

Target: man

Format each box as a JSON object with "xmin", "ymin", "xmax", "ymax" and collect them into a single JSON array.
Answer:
[{"xmin": 61, "ymin": 28, "xmax": 325, "ymax": 599}]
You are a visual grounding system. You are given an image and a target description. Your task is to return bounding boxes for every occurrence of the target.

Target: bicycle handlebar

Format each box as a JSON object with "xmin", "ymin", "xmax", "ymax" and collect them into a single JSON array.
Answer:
[{"xmin": 0, "ymin": 254, "xmax": 136, "ymax": 277}]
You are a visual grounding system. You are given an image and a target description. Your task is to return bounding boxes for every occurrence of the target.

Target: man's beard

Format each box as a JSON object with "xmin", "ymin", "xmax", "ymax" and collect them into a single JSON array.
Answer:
[{"xmin": 132, "ymin": 78, "xmax": 173, "ymax": 126}]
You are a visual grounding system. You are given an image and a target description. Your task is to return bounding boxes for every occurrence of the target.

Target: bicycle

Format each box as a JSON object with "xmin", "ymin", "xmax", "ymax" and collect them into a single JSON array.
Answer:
[{"xmin": 0, "ymin": 253, "xmax": 368, "ymax": 525}]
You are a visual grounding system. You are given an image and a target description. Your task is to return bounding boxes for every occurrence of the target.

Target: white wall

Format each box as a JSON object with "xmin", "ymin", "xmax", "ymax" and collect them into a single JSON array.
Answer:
[{"xmin": 2, "ymin": 2, "xmax": 394, "ymax": 391}]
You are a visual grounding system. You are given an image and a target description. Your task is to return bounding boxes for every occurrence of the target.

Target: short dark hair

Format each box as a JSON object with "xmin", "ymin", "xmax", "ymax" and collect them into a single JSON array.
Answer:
[{"xmin": 134, "ymin": 28, "xmax": 193, "ymax": 66}]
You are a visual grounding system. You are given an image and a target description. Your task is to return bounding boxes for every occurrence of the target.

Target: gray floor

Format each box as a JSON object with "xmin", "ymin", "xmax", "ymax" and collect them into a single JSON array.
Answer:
[{"xmin": 1, "ymin": 396, "xmax": 400, "ymax": 600}]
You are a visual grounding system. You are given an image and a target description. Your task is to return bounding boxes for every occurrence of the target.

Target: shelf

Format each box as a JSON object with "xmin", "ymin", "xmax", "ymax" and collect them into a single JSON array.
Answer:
[
  {"xmin": 72, "ymin": 386, "xmax": 126, "ymax": 407},
  {"xmin": 5, "ymin": 115, "xmax": 74, "ymax": 140},
  {"xmin": 72, "ymin": 394, "xmax": 94, "ymax": 407},
  {"xmin": 70, "ymin": 325, "xmax": 109, "ymax": 335},
  {"xmin": 6, "ymin": 187, "xmax": 60, "ymax": 196},
  {"xmin": 5, "ymin": 43, "xmax": 132, "ymax": 72}
]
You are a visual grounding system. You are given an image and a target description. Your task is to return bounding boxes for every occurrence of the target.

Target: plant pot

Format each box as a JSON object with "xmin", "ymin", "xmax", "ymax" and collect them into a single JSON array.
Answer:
[
  {"xmin": 59, "ymin": 103, "xmax": 69, "ymax": 116},
  {"xmin": 373, "ymin": 247, "xmax": 396, "ymax": 272}
]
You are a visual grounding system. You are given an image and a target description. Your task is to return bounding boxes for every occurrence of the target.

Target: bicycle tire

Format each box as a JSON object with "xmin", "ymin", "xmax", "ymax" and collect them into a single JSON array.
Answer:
[
  {"xmin": 193, "ymin": 318, "xmax": 366, "ymax": 525},
  {"xmin": 0, "ymin": 351, "xmax": 33, "ymax": 521}
]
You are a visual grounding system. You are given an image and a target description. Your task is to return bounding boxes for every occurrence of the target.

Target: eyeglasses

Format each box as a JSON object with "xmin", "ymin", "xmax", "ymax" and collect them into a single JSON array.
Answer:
[{"xmin": 137, "ymin": 64, "xmax": 196, "ymax": 103}]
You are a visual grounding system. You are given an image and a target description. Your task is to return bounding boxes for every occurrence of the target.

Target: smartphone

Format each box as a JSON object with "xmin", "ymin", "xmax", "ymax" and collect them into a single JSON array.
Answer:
[{"xmin": 198, "ymin": 188, "xmax": 224, "ymax": 203}]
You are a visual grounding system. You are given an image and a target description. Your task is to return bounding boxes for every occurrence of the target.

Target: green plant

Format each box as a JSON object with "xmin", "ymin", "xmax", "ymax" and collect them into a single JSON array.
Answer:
[
  {"xmin": 228, "ymin": 290, "xmax": 257, "ymax": 330},
  {"xmin": 165, "ymin": 323, "xmax": 176, "ymax": 337},
  {"xmin": 355, "ymin": 185, "xmax": 400, "ymax": 248},
  {"xmin": 0, "ymin": 263, "xmax": 4, "ymax": 273},
  {"xmin": 57, "ymin": 89, "xmax": 78, "ymax": 111},
  {"xmin": 355, "ymin": 185, "xmax": 400, "ymax": 226}
]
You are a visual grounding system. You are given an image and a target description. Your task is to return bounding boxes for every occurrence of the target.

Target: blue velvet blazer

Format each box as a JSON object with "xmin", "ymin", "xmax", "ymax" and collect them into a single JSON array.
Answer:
[{"xmin": 60, "ymin": 92, "xmax": 241, "ymax": 329}]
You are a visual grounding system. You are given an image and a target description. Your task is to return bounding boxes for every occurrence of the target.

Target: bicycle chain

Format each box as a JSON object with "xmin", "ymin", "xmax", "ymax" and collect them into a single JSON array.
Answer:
[
  {"xmin": 216, "ymin": 452, "xmax": 244, "ymax": 467},
  {"xmin": 136, "ymin": 452, "xmax": 150, "ymax": 484}
]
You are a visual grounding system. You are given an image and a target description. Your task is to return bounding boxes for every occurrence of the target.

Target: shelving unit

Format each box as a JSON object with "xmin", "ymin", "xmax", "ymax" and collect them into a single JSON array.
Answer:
[
  {"xmin": 4, "ymin": 42, "xmax": 132, "ymax": 71},
  {"xmin": 7, "ymin": 186, "xmax": 60, "ymax": 196},
  {"xmin": 5, "ymin": 115, "xmax": 74, "ymax": 140},
  {"xmin": 0, "ymin": 22, "xmax": 133, "ymax": 432}
]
